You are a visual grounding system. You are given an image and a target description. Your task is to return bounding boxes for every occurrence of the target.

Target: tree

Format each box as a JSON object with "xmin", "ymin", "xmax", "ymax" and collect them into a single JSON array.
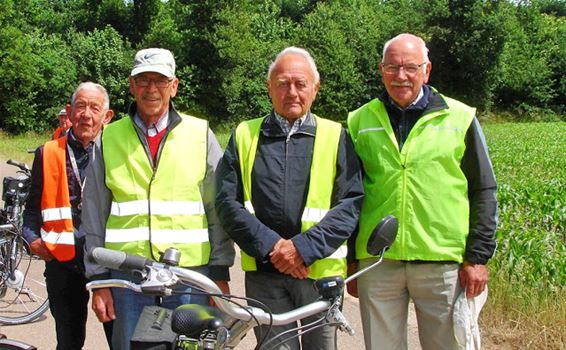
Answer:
[
  {"xmin": 423, "ymin": 0, "xmax": 507, "ymax": 110},
  {"xmin": 67, "ymin": 26, "xmax": 133, "ymax": 116}
]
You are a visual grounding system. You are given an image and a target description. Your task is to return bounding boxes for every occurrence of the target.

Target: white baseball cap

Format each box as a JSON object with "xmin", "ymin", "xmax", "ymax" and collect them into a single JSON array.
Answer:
[
  {"xmin": 131, "ymin": 48, "xmax": 176, "ymax": 78},
  {"xmin": 58, "ymin": 108, "xmax": 67, "ymax": 116}
]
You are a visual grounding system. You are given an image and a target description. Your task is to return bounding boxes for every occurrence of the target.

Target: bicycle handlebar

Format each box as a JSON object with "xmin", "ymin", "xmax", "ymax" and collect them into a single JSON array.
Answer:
[
  {"xmin": 86, "ymin": 247, "xmax": 332, "ymax": 327},
  {"xmin": 6, "ymin": 160, "xmax": 30, "ymax": 173}
]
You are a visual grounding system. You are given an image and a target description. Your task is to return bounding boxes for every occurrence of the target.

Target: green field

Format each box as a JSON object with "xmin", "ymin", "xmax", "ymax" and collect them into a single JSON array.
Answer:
[
  {"xmin": 1, "ymin": 121, "xmax": 565, "ymax": 348},
  {"xmin": 481, "ymin": 122, "xmax": 565, "ymax": 349}
]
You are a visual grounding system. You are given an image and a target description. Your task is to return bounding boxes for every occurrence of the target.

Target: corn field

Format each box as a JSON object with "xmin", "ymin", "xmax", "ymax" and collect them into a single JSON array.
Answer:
[{"xmin": 482, "ymin": 122, "xmax": 565, "ymax": 349}]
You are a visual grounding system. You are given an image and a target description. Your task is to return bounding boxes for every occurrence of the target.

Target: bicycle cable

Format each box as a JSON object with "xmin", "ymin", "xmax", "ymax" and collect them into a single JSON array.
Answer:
[{"xmin": 174, "ymin": 280, "xmax": 275, "ymax": 349}]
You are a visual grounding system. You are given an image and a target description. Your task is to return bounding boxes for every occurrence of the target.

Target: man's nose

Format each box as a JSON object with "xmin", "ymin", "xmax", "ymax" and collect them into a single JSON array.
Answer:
[{"xmin": 395, "ymin": 67, "xmax": 408, "ymax": 79}]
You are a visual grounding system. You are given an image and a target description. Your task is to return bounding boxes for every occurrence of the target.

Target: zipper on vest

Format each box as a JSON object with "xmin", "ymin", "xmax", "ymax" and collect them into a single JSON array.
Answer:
[
  {"xmin": 284, "ymin": 133, "xmax": 291, "ymax": 220},
  {"xmin": 147, "ymin": 165, "xmax": 159, "ymax": 262}
]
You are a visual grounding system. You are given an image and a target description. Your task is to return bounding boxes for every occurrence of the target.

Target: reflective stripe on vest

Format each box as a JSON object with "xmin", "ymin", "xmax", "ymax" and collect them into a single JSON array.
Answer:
[
  {"xmin": 105, "ymin": 228, "xmax": 209, "ymax": 243},
  {"xmin": 347, "ymin": 93, "xmax": 473, "ymax": 262},
  {"xmin": 41, "ymin": 136, "xmax": 76, "ymax": 262},
  {"xmin": 235, "ymin": 115, "xmax": 347, "ymax": 279},
  {"xmin": 110, "ymin": 200, "xmax": 205, "ymax": 216},
  {"xmin": 42, "ymin": 207, "xmax": 73, "ymax": 222},
  {"xmin": 102, "ymin": 114, "xmax": 210, "ymax": 266}
]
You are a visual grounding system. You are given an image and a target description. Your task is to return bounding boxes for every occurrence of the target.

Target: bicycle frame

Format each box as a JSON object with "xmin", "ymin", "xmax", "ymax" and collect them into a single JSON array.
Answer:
[{"xmin": 0, "ymin": 160, "xmax": 49, "ymax": 325}]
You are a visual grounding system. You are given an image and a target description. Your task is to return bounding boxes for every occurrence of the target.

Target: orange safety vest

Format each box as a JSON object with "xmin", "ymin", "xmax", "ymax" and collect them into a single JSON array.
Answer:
[
  {"xmin": 52, "ymin": 127, "xmax": 63, "ymax": 140},
  {"xmin": 40, "ymin": 136, "xmax": 76, "ymax": 261}
]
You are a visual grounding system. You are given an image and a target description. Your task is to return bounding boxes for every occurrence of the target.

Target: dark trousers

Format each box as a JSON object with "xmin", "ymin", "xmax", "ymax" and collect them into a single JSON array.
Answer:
[
  {"xmin": 45, "ymin": 259, "xmax": 90, "ymax": 350},
  {"xmin": 245, "ymin": 271, "xmax": 337, "ymax": 350}
]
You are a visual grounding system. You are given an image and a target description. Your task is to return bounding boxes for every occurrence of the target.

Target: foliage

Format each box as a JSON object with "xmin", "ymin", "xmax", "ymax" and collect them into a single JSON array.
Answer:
[
  {"xmin": 0, "ymin": 0, "xmax": 564, "ymax": 133},
  {"xmin": 424, "ymin": 0, "xmax": 507, "ymax": 109},
  {"xmin": 66, "ymin": 26, "xmax": 133, "ymax": 117},
  {"xmin": 212, "ymin": 1, "xmax": 295, "ymax": 124}
]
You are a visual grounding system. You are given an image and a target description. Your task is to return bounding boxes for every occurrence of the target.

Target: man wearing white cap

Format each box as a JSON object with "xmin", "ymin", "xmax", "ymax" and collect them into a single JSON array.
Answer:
[
  {"xmin": 82, "ymin": 48, "xmax": 234, "ymax": 350},
  {"xmin": 52, "ymin": 108, "xmax": 73, "ymax": 139}
]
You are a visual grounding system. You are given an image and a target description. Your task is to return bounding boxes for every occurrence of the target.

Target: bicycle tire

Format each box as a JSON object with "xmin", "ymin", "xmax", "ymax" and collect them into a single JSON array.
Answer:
[{"xmin": 0, "ymin": 232, "xmax": 49, "ymax": 325}]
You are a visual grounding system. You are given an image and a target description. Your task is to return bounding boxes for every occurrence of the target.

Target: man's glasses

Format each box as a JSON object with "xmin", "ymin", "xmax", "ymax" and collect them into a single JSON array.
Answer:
[
  {"xmin": 134, "ymin": 77, "xmax": 174, "ymax": 88},
  {"xmin": 382, "ymin": 62, "xmax": 428, "ymax": 75}
]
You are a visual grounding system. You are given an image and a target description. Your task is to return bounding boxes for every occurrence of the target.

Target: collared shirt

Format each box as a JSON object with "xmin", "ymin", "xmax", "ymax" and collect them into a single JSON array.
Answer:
[
  {"xmin": 133, "ymin": 112, "xmax": 169, "ymax": 136},
  {"xmin": 274, "ymin": 112, "xmax": 308, "ymax": 136}
]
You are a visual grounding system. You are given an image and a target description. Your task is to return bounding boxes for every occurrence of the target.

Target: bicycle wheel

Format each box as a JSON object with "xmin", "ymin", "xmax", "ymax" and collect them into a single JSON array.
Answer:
[
  {"xmin": 0, "ymin": 338, "xmax": 37, "ymax": 350},
  {"xmin": 0, "ymin": 232, "xmax": 49, "ymax": 324}
]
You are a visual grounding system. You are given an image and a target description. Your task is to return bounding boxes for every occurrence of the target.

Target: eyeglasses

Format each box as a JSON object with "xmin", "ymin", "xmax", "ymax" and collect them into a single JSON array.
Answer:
[
  {"xmin": 134, "ymin": 77, "xmax": 174, "ymax": 88},
  {"xmin": 382, "ymin": 62, "xmax": 428, "ymax": 75}
]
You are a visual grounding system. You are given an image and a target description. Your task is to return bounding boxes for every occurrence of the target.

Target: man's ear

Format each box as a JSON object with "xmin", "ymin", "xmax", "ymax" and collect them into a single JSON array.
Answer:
[
  {"xmin": 424, "ymin": 61, "xmax": 432, "ymax": 84},
  {"xmin": 103, "ymin": 109, "xmax": 114, "ymax": 125},
  {"xmin": 128, "ymin": 76, "xmax": 136, "ymax": 96}
]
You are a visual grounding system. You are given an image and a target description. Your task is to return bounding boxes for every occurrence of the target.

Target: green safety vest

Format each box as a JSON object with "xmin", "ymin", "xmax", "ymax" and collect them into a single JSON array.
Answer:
[
  {"xmin": 102, "ymin": 114, "xmax": 211, "ymax": 267},
  {"xmin": 347, "ymin": 94, "xmax": 474, "ymax": 262},
  {"xmin": 235, "ymin": 115, "xmax": 348, "ymax": 279}
]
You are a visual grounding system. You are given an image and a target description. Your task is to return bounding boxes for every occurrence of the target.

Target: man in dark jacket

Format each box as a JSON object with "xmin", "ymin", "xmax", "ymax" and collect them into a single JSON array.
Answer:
[
  {"xmin": 347, "ymin": 33, "xmax": 497, "ymax": 350},
  {"xmin": 23, "ymin": 82, "xmax": 114, "ymax": 350},
  {"xmin": 216, "ymin": 47, "xmax": 364, "ymax": 350}
]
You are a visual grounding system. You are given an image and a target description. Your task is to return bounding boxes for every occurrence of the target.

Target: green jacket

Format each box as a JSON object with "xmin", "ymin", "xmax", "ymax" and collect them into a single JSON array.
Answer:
[{"xmin": 348, "ymin": 94, "xmax": 475, "ymax": 262}]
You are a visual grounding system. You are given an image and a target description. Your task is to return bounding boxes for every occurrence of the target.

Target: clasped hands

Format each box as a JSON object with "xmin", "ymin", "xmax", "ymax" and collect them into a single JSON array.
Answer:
[{"xmin": 269, "ymin": 239, "xmax": 309, "ymax": 279}]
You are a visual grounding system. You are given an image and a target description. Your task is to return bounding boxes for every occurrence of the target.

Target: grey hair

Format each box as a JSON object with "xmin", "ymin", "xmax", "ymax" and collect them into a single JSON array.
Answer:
[
  {"xmin": 267, "ymin": 46, "xmax": 320, "ymax": 84},
  {"xmin": 71, "ymin": 82, "xmax": 110, "ymax": 110},
  {"xmin": 382, "ymin": 33, "xmax": 430, "ymax": 70}
]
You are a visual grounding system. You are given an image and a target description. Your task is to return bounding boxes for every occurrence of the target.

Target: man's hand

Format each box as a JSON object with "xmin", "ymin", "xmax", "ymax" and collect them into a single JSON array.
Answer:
[
  {"xmin": 346, "ymin": 262, "xmax": 359, "ymax": 298},
  {"xmin": 214, "ymin": 280, "xmax": 230, "ymax": 295},
  {"xmin": 270, "ymin": 239, "xmax": 307, "ymax": 277},
  {"xmin": 29, "ymin": 238, "xmax": 54, "ymax": 261},
  {"xmin": 289, "ymin": 264, "xmax": 309, "ymax": 279},
  {"xmin": 459, "ymin": 261, "xmax": 488, "ymax": 297},
  {"xmin": 91, "ymin": 288, "xmax": 116, "ymax": 323},
  {"xmin": 209, "ymin": 280, "xmax": 231, "ymax": 306}
]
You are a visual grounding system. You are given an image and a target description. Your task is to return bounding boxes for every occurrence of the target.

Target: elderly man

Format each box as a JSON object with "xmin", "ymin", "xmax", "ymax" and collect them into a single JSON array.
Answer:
[
  {"xmin": 23, "ymin": 82, "xmax": 114, "ymax": 350},
  {"xmin": 216, "ymin": 47, "xmax": 364, "ymax": 350},
  {"xmin": 347, "ymin": 33, "xmax": 498, "ymax": 350},
  {"xmin": 82, "ymin": 48, "xmax": 234, "ymax": 350},
  {"xmin": 52, "ymin": 108, "xmax": 73, "ymax": 139}
]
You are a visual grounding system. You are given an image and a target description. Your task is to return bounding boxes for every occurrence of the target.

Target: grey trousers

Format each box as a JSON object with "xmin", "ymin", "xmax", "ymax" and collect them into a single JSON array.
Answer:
[
  {"xmin": 245, "ymin": 271, "xmax": 337, "ymax": 350},
  {"xmin": 358, "ymin": 259, "xmax": 462, "ymax": 350}
]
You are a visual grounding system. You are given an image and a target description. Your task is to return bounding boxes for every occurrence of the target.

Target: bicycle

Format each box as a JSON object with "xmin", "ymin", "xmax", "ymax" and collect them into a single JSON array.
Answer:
[
  {"xmin": 0, "ymin": 160, "xmax": 49, "ymax": 325},
  {"xmin": 87, "ymin": 215, "xmax": 398, "ymax": 349}
]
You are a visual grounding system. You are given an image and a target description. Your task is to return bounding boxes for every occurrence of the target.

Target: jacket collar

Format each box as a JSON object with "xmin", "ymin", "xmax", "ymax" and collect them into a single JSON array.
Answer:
[
  {"xmin": 261, "ymin": 110, "xmax": 316, "ymax": 137},
  {"xmin": 378, "ymin": 85, "xmax": 448, "ymax": 116},
  {"xmin": 127, "ymin": 101, "xmax": 182, "ymax": 131}
]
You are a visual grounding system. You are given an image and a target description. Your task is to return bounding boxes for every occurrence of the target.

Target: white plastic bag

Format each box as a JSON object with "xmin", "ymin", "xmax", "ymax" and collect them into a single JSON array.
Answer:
[{"xmin": 453, "ymin": 287, "xmax": 488, "ymax": 350}]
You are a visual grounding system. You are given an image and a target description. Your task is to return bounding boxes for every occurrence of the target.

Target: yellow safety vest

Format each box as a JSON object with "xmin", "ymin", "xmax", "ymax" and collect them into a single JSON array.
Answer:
[
  {"xmin": 235, "ymin": 115, "xmax": 348, "ymax": 279},
  {"xmin": 102, "ymin": 114, "xmax": 211, "ymax": 266},
  {"xmin": 347, "ymin": 94, "xmax": 474, "ymax": 262}
]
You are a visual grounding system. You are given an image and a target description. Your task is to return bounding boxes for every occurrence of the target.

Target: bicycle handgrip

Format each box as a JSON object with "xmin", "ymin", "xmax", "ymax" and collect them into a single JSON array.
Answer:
[
  {"xmin": 90, "ymin": 247, "xmax": 151, "ymax": 272},
  {"xmin": 6, "ymin": 159, "xmax": 29, "ymax": 172}
]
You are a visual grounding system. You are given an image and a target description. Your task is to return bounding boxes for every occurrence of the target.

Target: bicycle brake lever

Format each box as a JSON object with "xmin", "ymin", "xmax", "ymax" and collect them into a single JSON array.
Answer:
[
  {"xmin": 327, "ymin": 307, "xmax": 355, "ymax": 336},
  {"xmin": 139, "ymin": 265, "xmax": 179, "ymax": 296}
]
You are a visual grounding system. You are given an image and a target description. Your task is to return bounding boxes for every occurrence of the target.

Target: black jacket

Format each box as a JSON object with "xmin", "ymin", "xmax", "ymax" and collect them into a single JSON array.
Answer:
[{"xmin": 215, "ymin": 112, "xmax": 364, "ymax": 274}]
